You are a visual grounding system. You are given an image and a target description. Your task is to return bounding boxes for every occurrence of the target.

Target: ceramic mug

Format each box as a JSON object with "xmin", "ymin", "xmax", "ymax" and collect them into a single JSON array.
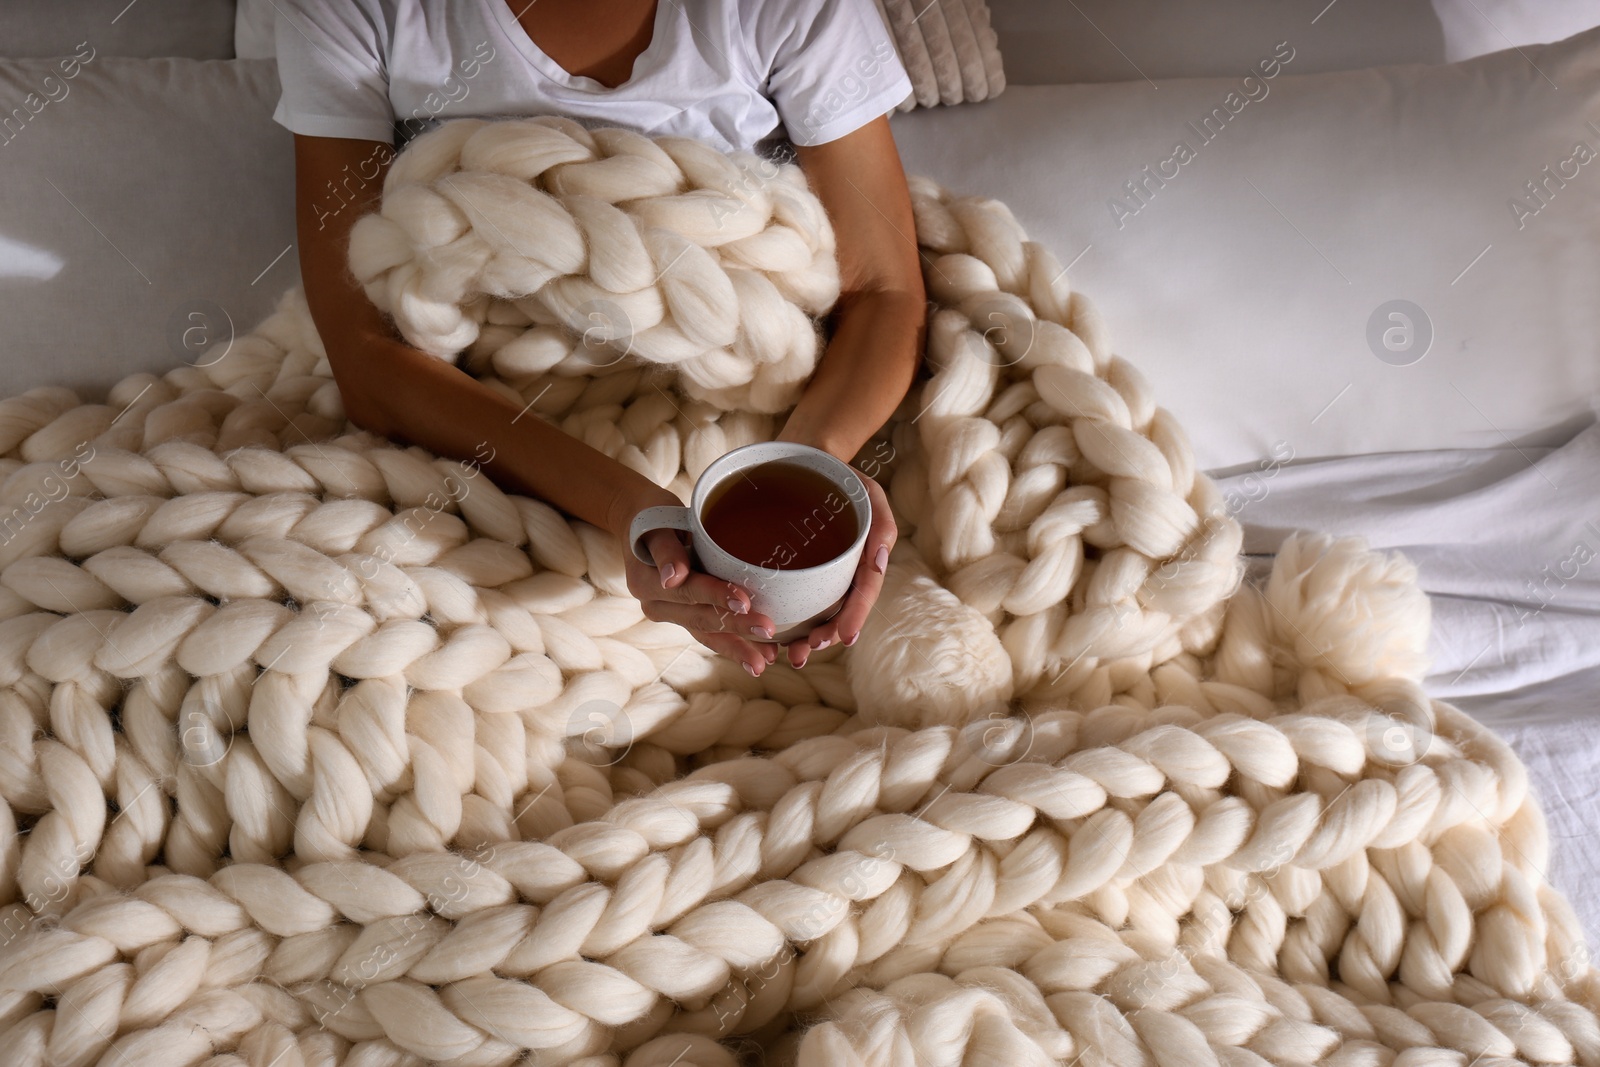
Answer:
[{"xmin": 627, "ymin": 442, "xmax": 872, "ymax": 644}]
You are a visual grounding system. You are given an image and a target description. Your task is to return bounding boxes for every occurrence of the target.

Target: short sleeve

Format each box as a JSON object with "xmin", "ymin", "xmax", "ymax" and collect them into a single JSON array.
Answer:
[
  {"xmin": 272, "ymin": 0, "xmax": 396, "ymax": 143},
  {"xmin": 742, "ymin": 0, "xmax": 913, "ymax": 146}
]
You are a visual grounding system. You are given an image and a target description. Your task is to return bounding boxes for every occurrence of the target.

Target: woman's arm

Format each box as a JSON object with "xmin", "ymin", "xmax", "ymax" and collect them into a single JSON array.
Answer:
[
  {"xmin": 773, "ymin": 115, "xmax": 926, "ymax": 663},
  {"xmin": 293, "ymin": 133, "xmax": 676, "ymax": 535},
  {"xmin": 779, "ymin": 115, "xmax": 926, "ymax": 460},
  {"xmin": 293, "ymin": 133, "xmax": 783, "ymax": 673}
]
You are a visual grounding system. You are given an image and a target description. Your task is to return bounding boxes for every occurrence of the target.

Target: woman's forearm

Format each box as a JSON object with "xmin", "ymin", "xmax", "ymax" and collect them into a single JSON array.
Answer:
[
  {"xmin": 326, "ymin": 329, "xmax": 680, "ymax": 539},
  {"xmin": 293, "ymin": 142, "xmax": 679, "ymax": 543},
  {"xmin": 777, "ymin": 289, "xmax": 926, "ymax": 462}
]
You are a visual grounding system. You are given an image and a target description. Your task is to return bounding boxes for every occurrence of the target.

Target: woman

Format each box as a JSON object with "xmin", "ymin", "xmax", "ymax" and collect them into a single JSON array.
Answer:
[{"xmin": 275, "ymin": 0, "xmax": 925, "ymax": 677}]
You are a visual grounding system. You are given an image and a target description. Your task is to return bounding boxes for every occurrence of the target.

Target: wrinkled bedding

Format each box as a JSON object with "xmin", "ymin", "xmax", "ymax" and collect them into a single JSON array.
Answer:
[{"xmin": 1215, "ymin": 418, "xmax": 1600, "ymax": 940}]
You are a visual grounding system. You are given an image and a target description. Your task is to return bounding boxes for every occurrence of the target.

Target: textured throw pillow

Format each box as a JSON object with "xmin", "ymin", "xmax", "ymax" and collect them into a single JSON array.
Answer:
[{"xmin": 872, "ymin": 0, "xmax": 1006, "ymax": 111}]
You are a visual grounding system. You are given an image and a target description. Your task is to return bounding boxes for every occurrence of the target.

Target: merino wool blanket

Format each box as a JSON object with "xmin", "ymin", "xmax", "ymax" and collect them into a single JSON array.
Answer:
[{"xmin": 0, "ymin": 115, "xmax": 1595, "ymax": 1067}]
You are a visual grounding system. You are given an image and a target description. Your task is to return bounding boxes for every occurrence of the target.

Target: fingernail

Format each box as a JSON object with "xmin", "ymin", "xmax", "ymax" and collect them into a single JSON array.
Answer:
[
  {"xmin": 743, "ymin": 660, "xmax": 758, "ymax": 677},
  {"xmin": 814, "ymin": 637, "xmax": 831, "ymax": 650},
  {"xmin": 727, "ymin": 597, "xmax": 747, "ymax": 615},
  {"xmin": 659, "ymin": 562, "xmax": 674, "ymax": 584},
  {"xmin": 844, "ymin": 631, "xmax": 859, "ymax": 646},
  {"xmin": 797, "ymin": 652, "xmax": 809, "ymax": 668},
  {"xmin": 751, "ymin": 624, "xmax": 775, "ymax": 639},
  {"xmin": 874, "ymin": 544, "xmax": 888, "ymax": 573}
]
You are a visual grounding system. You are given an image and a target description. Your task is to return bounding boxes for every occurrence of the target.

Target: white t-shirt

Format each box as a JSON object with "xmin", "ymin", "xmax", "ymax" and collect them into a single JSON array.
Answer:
[{"xmin": 271, "ymin": 0, "xmax": 913, "ymax": 154}]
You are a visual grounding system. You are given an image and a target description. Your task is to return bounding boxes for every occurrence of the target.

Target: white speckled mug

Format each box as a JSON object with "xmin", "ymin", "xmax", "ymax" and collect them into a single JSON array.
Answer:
[{"xmin": 627, "ymin": 442, "xmax": 872, "ymax": 644}]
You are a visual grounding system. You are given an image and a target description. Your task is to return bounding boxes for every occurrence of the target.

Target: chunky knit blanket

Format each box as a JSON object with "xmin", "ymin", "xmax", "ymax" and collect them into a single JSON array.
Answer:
[{"xmin": 0, "ymin": 115, "xmax": 1595, "ymax": 1067}]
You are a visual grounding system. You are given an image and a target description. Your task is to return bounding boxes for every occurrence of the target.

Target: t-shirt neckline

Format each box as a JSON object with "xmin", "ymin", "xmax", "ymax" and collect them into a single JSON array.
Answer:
[{"xmin": 489, "ymin": 0, "xmax": 669, "ymax": 94}]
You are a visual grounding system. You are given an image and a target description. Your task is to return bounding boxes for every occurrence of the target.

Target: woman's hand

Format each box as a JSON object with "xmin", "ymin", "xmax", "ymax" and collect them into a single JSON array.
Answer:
[
  {"xmin": 779, "ymin": 466, "xmax": 897, "ymax": 670},
  {"xmin": 611, "ymin": 489, "xmax": 783, "ymax": 677}
]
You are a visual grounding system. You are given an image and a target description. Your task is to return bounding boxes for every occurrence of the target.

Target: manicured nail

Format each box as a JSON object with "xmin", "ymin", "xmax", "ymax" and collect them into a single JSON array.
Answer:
[
  {"xmin": 727, "ymin": 597, "xmax": 748, "ymax": 615},
  {"xmin": 743, "ymin": 661, "xmax": 758, "ymax": 677},
  {"xmin": 750, "ymin": 624, "xmax": 775, "ymax": 639},
  {"xmin": 814, "ymin": 637, "xmax": 831, "ymax": 650},
  {"xmin": 659, "ymin": 562, "xmax": 674, "ymax": 584},
  {"xmin": 874, "ymin": 544, "xmax": 888, "ymax": 573},
  {"xmin": 797, "ymin": 652, "xmax": 809, "ymax": 668},
  {"xmin": 843, "ymin": 631, "xmax": 859, "ymax": 646}
]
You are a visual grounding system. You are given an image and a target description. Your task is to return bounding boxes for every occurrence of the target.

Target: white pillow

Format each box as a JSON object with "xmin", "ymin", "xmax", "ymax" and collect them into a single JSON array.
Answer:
[
  {"xmin": 1431, "ymin": 0, "xmax": 1600, "ymax": 61},
  {"xmin": 887, "ymin": 27, "xmax": 1600, "ymax": 472},
  {"xmin": 989, "ymin": 0, "xmax": 1445, "ymax": 83},
  {"xmin": 0, "ymin": 58, "xmax": 296, "ymax": 399},
  {"xmin": 1, "ymin": 0, "xmax": 236, "ymax": 59}
]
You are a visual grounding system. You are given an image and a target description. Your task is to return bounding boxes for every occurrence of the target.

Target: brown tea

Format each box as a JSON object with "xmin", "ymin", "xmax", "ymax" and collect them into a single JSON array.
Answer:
[{"xmin": 701, "ymin": 460, "xmax": 860, "ymax": 570}]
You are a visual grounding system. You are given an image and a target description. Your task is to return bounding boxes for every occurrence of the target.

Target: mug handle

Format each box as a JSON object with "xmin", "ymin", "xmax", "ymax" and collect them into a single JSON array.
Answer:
[{"xmin": 628, "ymin": 505, "xmax": 693, "ymax": 565}]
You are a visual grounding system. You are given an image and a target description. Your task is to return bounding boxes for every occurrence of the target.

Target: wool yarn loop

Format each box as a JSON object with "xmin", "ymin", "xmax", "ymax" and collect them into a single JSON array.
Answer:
[{"xmin": 0, "ymin": 116, "xmax": 1593, "ymax": 1066}]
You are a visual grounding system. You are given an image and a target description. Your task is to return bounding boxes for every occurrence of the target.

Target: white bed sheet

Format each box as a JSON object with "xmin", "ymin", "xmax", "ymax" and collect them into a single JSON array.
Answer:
[{"xmin": 1211, "ymin": 420, "xmax": 1600, "ymax": 943}]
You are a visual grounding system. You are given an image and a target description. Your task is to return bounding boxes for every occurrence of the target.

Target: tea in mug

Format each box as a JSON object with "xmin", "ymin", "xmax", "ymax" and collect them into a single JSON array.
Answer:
[{"xmin": 701, "ymin": 460, "xmax": 859, "ymax": 570}]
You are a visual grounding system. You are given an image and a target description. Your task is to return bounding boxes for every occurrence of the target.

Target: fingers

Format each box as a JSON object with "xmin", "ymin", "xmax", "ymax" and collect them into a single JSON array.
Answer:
[
  {"xmin": 635, "ymin": 530, "xmax": 775, "ymax": 676},
  {"xmin": 786, "ymin": 635, "xmax": 811, "ymax": 669},
  {"xmin": 643, "ymin": 566, "xmax": 778, "ymax": 636},
  {"xmin": 647, "ymin": 468, "xmax": 897, "ymax": 673},
  {"xmin": 823, "ymin": 577, "xmax": 875, "ymax": 652},
  {"xmin": 784, "ymin": 473, "xmax": 897, "ymax": 670},
  {"xmin": 692, "ymin": 629, "xmax": 776, "ymax": 676},
  {"xmin": 669, "ymin": 570, "xmax": 762, "ymax": 620},
  {"xmin": 640, "ymin": 537, "xmax": 758, "ymax": 614},
  {"xmin": 639, "ymin": 531, "xmax": 778, "ymax": 636},
  {"xmin": 795, "ymin": 626, "xmax": 837, "ymax": 666},
  {"xmin": 824, "ymin": 474, "xmax": 898, "ymax": 647},
  {"xmin": 691, "ymin": 630, "xmax": 753, "ymax": 673},
  {"xmin": 642, "ymin": 528, "xmax": 691, "ymax": 588},
  {"xmin": 646, "ymin": 594, "xmax": 778, "ymax": 640},
  {"xmin": 862, "ymin": 472, "xmax": 898, "ymax": 568}
]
